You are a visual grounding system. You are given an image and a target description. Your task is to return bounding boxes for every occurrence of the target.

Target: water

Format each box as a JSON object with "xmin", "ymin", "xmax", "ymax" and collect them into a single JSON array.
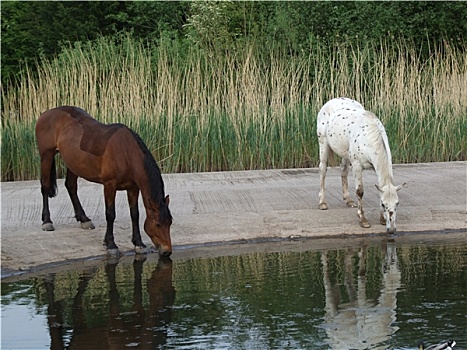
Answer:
[{"xmin": 2, "ymin": 234, "xmax": 466, "ymax": 349}]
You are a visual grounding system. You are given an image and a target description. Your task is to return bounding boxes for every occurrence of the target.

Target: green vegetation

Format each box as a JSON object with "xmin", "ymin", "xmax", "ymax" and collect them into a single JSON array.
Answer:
[
  {"xmin": 1, "ymin": 2, "xmax": 466, "ymax": 181},
  {"xmin": 1, "ymin": 35, "xmax": 466, "ymax": 181}
]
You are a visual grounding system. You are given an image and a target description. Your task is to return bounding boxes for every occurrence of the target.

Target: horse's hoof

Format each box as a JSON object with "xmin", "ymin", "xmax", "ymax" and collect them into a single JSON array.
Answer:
[
  {"xmin": 346, "ymin": 201, "xmax": 356, "ymax": 208},
  {"xmin": 319, "ymin": 203, "xmax": 328, "ymax": 210},
  {"xmin": 106, "ymin": 248, "xmax": 120, "ymax": 256},
  {"xmin": 359, "ymin": 221, "xmax": 371, "ymax": 228},
  {"xmin": 42, "ymin": 223, "xmax": 55, "ymax": 231},
  {"xmin": 81, "ymin": 221, "xmax": 95, "ymax": 230},
  {"xmin": 135, "ymin": 246, "xmax": 148, "ymax": 254}
]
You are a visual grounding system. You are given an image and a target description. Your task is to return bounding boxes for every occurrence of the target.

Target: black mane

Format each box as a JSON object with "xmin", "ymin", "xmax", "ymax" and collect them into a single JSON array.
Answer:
[{"xmin": 129, "ymin": 129, "xmax": 172, "ymax": 223}]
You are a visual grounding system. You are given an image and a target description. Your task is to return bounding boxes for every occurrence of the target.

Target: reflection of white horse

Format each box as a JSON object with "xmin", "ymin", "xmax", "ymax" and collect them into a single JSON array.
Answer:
[
  {"xmin": 322, "ymin": 242, "xmax": 401, "ymax": 349},
  {"xmin": 317, "ymin": 97, "xmax": 403, "ymax": 233}
]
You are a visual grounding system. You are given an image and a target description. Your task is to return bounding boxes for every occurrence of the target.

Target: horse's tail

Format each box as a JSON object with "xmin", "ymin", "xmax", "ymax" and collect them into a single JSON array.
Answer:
[{"xmin": 48, "ymin": 156, "xmax": 58, "ymax": 198}]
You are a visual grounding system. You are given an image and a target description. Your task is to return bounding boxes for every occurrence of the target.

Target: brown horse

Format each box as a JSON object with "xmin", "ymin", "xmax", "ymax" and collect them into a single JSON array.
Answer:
[{"xmin": 35, "ymin": 106, "xmax": 172, "ymax": 256}]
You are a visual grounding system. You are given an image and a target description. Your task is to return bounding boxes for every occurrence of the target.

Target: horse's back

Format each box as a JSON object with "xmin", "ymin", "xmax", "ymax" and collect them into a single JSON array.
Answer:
[
  {"xmin": 317, "ymin": 98, "xmax": 365, "ymax": 158},
  {"xmin": 317, "ymin": 97, "xmax": 364, "ymax": 126},
  {"xmin": 36, "ymin": 106, "xmax": 95, "ymax": 141},
  {"xmin": 317, "ymin": 98, "xmax": 391, "ymax": 167},
  {"xmin": 36, "ymin": 106, "xmax": 135, "ymax": 183},
  {"xmin": 37, "ymin": 106, "xmax": 90, "ymax": 124}
]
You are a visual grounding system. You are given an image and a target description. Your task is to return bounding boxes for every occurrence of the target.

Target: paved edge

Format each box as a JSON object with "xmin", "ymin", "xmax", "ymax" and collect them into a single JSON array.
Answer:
[
  {"xmin": 1, "ymin": 161, "xmax": 466, "ymax": 279},
  {"xmin": 2, "ymin": 229, "xmax": 466, "ymax": 282}
]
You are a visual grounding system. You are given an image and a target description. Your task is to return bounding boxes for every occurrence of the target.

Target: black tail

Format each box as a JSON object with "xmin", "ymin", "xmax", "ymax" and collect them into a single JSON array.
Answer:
[{"xmin": 48, "ymin": 157, "xmax": 58, "ymax": 198}]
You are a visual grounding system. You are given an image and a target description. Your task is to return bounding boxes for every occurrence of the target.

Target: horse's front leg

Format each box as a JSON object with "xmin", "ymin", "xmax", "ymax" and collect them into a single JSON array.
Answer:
[
  {"xmin": 340, "ymin": 158, "xmax": 356, "ymax": 207},
  {"xmin": 103, "ymin": 184, "xmax": 119, "ymax": 253},
  {"xmin": 65, "ymin": 169, "xmax": 95, "ymax": 229},
  {"xmin": 353, "ymin": 164, "xmax": 370, "ymax": 228},
  {"xmin": 127, "ymin": 187, "xmax": 147, "ymax": 253}
]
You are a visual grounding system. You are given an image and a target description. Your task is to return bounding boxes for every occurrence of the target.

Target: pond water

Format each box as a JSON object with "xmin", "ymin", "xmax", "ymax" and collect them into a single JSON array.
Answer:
[{"xmin": 1, "ymin": 234, "xmax": 466, "ymax": 350}]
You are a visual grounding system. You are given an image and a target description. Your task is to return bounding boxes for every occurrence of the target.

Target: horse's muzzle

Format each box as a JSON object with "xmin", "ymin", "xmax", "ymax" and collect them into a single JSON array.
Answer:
[{"xmin": 159, "ymin": 247, "xmax": 172, "ymax": 257}]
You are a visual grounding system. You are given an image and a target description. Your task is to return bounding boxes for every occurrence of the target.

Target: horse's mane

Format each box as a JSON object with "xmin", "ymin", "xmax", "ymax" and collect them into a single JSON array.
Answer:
[
  {"xmin": 364, "ymin": 112, "xmax": 394, "ymax": 181},
  {"xmin": 129, "ymin": 129, "xmax": 172, "ymax": 223}
]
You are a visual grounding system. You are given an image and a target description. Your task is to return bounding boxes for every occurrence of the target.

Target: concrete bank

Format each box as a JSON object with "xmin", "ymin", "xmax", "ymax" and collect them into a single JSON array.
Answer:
[{"xmin": 1, "ymin": 162, "xmax": 466, "ymax": 276}]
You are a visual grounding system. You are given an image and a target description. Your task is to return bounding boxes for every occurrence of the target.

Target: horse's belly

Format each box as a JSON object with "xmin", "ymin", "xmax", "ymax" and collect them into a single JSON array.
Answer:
[
  {"xmin": 327, "ymin": 137, "xmax": 350, "ymax": 159},
  {"xmin": 61, "ymin": 152, "xmax": 104, "ymax": 183},
  {"xmin": 348, "ymin": 144, "xmax": 374, "ymax": 169}
]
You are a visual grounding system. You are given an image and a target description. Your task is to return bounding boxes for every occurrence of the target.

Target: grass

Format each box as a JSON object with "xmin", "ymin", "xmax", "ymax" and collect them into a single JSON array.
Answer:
[{"xmin": 1, "ymin": 35, "xmax": 466, "ymax": 181}]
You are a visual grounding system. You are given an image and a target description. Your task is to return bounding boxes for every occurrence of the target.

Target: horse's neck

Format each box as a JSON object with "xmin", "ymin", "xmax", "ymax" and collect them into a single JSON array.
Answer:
[
  {"xmin": 137, "ymin": 173, "xmax": 155, "ymax": 208},
  {"xmin": 366, "ymin": 117, "xmax": 394, "ymax": 187},
  {"xmin": 132, "ymin": 157, "xmax": 153, "ymax": 206},
  {"xmin": 371, "ymin": 148, "xmax": 394, "ymax": 188}
]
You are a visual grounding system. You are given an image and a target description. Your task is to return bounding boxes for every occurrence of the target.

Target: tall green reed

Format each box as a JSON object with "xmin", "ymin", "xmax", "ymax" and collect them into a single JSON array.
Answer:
[{"xmin": 1, "ymin": 35, "xmax": 466, "ymax": 181}]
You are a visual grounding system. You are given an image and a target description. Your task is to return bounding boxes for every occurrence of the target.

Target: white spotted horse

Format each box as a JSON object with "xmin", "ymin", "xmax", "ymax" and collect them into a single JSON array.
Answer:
[{"xmin": 317, "ymin": 97, "xmax": 404, "ymax": 233}]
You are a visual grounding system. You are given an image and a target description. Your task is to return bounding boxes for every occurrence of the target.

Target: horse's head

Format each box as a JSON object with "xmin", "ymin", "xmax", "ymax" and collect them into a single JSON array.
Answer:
[
  {"xmin": 144, "ymin": 195, "xmax": 172, "ymax": 256},
  {"xmin": 376, "ymin": 183, "xmax": 404, "ymax": 233}
]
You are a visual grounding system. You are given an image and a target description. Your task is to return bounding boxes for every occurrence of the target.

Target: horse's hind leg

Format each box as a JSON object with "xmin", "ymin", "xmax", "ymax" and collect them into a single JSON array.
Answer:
[
  {"xmin": 318, "ymin": 142, "xmax": 330, "ymax": 210},
  {"xmin": 340, "ymin": 158, "xmax": 356, "ymax": 207},
  {"xmin": 65, "ymin": 169, "xmax": 95, "ymax": 229},
  {"xmin": 127, "ymin": 187, "xmax": 147, "ymax": 253},
  {"xmin": 40, "ymin": 150, "xmax": 57, "ymax": 231}
]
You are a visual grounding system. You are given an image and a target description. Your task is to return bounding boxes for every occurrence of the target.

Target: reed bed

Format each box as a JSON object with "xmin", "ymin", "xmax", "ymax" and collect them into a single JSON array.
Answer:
[{"xmin": 1, "ymin": 36, "xmax": 466, "ymax": 181}]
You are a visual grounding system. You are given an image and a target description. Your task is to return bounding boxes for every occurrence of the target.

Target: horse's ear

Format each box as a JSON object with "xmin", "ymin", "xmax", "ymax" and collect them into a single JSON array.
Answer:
[
  {"xmin": 396, "ymin": 183, "xmax": 408, "ymax": 191},
  {"xmin": 375, "ymin": 184, "xmax": 383, "ymax": 193},
  {"xmin": 165, "ymin": 195, "xmax": 170, "ymax": 205}
]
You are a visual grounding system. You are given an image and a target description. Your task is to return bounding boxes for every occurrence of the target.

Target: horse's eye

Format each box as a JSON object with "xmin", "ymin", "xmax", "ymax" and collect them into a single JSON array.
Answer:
[
  {"xmin": 156, "ymin": 222, "xmax": 161, "ymax": 227},
  {"xmin": 381, "ymin": 203, "xmax": 386, "ymax": 209}
]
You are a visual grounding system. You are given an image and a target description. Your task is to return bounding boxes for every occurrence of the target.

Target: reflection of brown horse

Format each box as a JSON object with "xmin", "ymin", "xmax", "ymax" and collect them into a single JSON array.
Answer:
[
  {"xmin": 141, "ymin": 257, "xmax": 177, "ymax": 347},
  {"xmin": 44, "ymin": 257, "xmax": 176, "ymax": 349},
  {"xmin": 44, "ymin": 273, "xmax": 67, "ymax": 350},
  {"xmin": 35, "ymin": 106, "xmax": 172, "ymax": 255}
]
